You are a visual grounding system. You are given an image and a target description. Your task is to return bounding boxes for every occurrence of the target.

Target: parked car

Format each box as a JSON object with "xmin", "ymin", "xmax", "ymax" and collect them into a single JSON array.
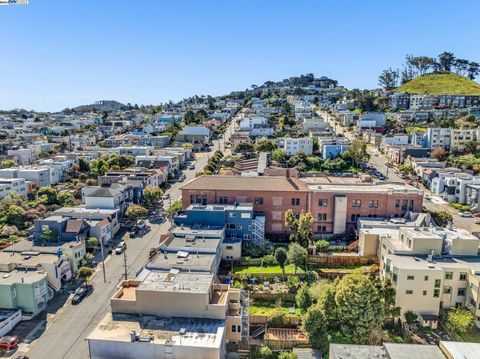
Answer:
[
  {"xmin": 115, "ymin": 241, "xmax": 127, "ymax": 254},
  {"xmin": 137, "ymin": 220, "xmax": 146, "ymax": 230},
  {"xmin": 459, "ymin": 211, "xmax": 473, "ymax": 218},
  {"xmin": 162, "ymin": 193, "xmax": 170, "ymax": 200},
  {"xmin": 188, "ymin": 163, "xmax": 195, "ymax": 170},
  {"xmin": 179, "ymin": 174, "xmax": 186, "ymax": 182},
  {"xmin": 475, "ymin": 218, "xmax": 480, "ymax": 224},
  {"xmin": 71, "ymin": 285, "xmax": 93, "ymax": 305},
  {"xmin": 0, "ymin": 336, "xmax": 20, "ymax": 350}
]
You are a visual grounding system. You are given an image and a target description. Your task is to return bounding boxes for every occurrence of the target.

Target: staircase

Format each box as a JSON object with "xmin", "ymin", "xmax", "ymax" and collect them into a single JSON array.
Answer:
[{"xmin": 240, "ymin": 291, "xmax": 250, "ymax": 339}]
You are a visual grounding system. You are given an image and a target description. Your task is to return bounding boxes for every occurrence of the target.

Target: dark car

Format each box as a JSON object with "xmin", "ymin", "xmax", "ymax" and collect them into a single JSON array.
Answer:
[
  {"xmin": 0, "ymin": 336, "xmax": 20, "ymax": 350},
  {"xmin": 71, "ymin": 285, "xmax": 93, "ymax": 305}
]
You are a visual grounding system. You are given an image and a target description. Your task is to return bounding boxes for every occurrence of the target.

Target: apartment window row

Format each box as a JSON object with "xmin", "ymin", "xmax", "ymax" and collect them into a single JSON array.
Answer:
[
  {"xmin": 219, "ymin": 196, "xmax": 228, "ymax": 204},
  {"xmin": 445, "ymin": 272, "xmax": 468, "ymax": 281},
  {"xmin": 190, "ymin": 195, "xmax": 207, "ymax": 205},
  {"xmin": 255, "ymin": 197, "xmax": 264, "ymax": 205},
  {"xmin": 226, "ymin": 224, "xmax": 243, "ymax": 230},
  {"xmin": 317, "ymin": 226, "xmax": 327, "ymax": 233},
  {"xmin": 352, "ymin": 199, "xmax": 361, "ymax": 208},
  {"xmin": 368, "ymin": 200, "xmax": 378, "ymax": 208},
  {"xmin": 395, "ymin": 199, "xmax": 415, "ymax": 211},
  {"xmin": 231, "ymin": 325, "xmax": 241, "ymax": 333}
]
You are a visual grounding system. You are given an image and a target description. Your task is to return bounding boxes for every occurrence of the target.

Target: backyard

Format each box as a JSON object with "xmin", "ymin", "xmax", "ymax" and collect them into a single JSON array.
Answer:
[{"xmin": 249, "ymin": 300, "xmax": 302, "ymax": 317}]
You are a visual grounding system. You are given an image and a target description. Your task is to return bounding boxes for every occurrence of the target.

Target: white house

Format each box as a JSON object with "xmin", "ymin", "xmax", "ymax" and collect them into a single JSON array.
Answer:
[{"xmin": 284, "ymin": 137, "xmax": 313, "ymax": 156}]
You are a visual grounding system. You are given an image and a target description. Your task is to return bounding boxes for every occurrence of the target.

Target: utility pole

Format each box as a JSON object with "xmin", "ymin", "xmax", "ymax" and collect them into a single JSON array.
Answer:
[
  {"xmin": 99, "ymin": 237, "xmax": 107, "ymax": 284},
  {"xmin": 123, "ymin": 249, "xmax": 128, "ymax": 280}
]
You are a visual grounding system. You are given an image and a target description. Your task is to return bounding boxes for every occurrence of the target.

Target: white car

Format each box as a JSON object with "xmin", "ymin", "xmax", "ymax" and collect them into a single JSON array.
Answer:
[
  {"xmin": 115, "ymin": 241, "xmax": 126, "ymax": 254},
  {"xmin": 459, "ymin": 211, "xmax": 473, "ymax": 218}
]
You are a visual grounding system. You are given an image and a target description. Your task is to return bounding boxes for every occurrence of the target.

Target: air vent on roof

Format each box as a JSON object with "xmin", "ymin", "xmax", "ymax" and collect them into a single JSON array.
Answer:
[{"xmin": 179, "ymin": 328, "xmax": 187, "ymax": 335}]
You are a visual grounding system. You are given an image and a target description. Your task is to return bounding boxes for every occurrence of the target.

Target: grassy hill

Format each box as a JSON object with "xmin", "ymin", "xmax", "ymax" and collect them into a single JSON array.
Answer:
[{"xmin": 396, "ymin": 73, "xmax": 480, "ymax": 95}]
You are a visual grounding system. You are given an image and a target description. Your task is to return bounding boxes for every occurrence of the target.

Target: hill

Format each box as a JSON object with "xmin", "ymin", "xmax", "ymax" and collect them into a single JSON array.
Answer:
[
  {"xmin": 72, "ymin": 100, "xmax": 127, "ymax": 113},
  {"xmin": 396, "ymin": 73, "xmax": 480, "ymax": 95}
]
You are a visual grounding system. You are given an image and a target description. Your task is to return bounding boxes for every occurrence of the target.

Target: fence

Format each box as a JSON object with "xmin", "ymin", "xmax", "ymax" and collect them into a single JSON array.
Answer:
[
  {"xmin": 307, "ymin": 253, "xmax": 377, "ymax": 266},
  {"xmin": 250, "ymin": 315, "xmax": 301, "ymax": 326},
  {"xmin": 250, "ymin": 292, "xmax": 295, "ymax": 302}
]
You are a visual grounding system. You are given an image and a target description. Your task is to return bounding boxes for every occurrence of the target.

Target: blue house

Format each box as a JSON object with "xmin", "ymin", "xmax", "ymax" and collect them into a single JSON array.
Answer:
[
  {"xmin": 174, "ymin": 203, "xmax": 265, "ymax": 244},
  {"xmin": 322, "ymin": 144, "xmax": 348, "ymax": 159}
]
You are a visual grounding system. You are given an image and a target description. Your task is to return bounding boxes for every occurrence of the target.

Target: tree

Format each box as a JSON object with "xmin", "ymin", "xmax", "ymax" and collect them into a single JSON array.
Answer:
[
  {"xmin": 446, "ymin": 307, "xmax": 474, "ymax": 334},
  {"xmin": 287, "ymin": 243, "xmax": 307, "ymax": 274},
  {"xmin": 438, "ymin": 51, "xmax": 456, "ymax": 72},
  {"xmin": 165, "ymin": 199, "xmax": 182, "ymax": 221},
  {"xmin": 335, "ymin": 274, "xmax": 383, "ymax": 343},
  {"xmin": 78, "ymin": 157, "xmax": 90, "ymax": 173},
  {"xmin": 316, "ymin": 239, "xmax": 329, "ymax": 252},
  {"xmin": 404, "ymin": 310, "xmax": 418, "ymax": 325},
  {"xmin": 303, "ymin": 306, "xmax": 328, "ymax": 351},
  {"xmin": 40, "ymin": 227, "xmax": 58, "ymax": 243},
  {"xmin": 124, "ymin": 204, "xmax": 148, "ymax": 222},
  {"xmin": 258, "ymin": 345, "xmax": 273, "ymax": 359},
  {"xmin": 398, "ymin": 164, "xmax": 414, "ymax": 175},
  {"xmin": 431, "ymin": 147, "xmax": 446, "ymax": 160},
  {"xmin": 297, "ymin": 211, "xmax": 313, "ymax": 248},
  {"xmin": 275, "ymin": 247, "xmax": 288, "ymax": 278},
  {"xmin": 465, "ymin": 140, "xmax": 478, "ymax": 154},
  {"xmin": 348, "ymin": 140, "xmax": 370, "ymax": 167},
  {"xmin": 467, "ymin": 62, "xmax": 480, "ymax": 80},
  {"xmin": 431, "ymin": 210, "xmax": 453, "ymax": 227},
  {"xmin": 379, "ymin": 278, "xmax": 400, "ymax": 320},
  {"xmin": 378, "ymin": 68, "xmax": 399, "ymax": 90},
  {"xmin": 268, "ymin": 307, "xmax": 287, "ymax": 328},
  {"xmin": 184, "ymin": 110, "xmax": 196, "ymax": 124},
  {"xmin": 284, "ymin": 209, "xmax": 299, "ymax": 243},
  {"xmin": 272, "ymin": 149, "xmax": 286, "ymax": 164},
  {"xmin": 86, "ymin": 237, "xmax": 98, "ymax": 248},
  {"xmin": 57, "ymin": 192, "xmax": 75, "ymax": 207},
  {"xmin": 296, "ymin": 284, "xmax": 312, "ymax": 312},
  {"xmin": 142, "ymin": 186, "xmax": 163, "ymax": 207},
  {"xmin": 278, "ymin": 352, "xmax": 298, "ymax": 359},
  {"xmin": 77, "ymin": 266, "xmax": 94, "ymax": 284},
  {"xmin": 453, "ymin": 58, "xmax": 470, "ymax": 75},
  {"xmin": 316, "ymin": 279, "xmax": 339, "ymax": 329},
  {"xmin": 235, "ymin": 142, "xmax": 254, "ymax": 153},
  {"xmin": 254, "ymin": 138, "xmax": 277, "ymax": 152},
  {"xmin": 37, "ymin": 186, "xmax": 59, "ymax": 205},
  {"xmin": 0, "ymin": 160, "xmax": 17, "ymax": 169}
]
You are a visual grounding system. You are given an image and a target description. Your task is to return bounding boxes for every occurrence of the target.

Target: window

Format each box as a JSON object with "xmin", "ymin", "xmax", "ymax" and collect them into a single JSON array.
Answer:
[
  {"xmin": 407, "ymin": 275, "xmax": 414, "ymax": 280},
  {"xmin": 219, "ymin": 196, "xmax": 228, "ymax": 204},
  {"xmin": 11, "ymin": 288, "xmax": 16, "ymax": 299},
  {"xmin": 434, "ymin": 279, "xmax": 441, "ymax": 288},
  {"xmin": 190, "ymin": 195, "xmax": 194, "ymax": 204},
  {"xmin": 460, "ymin": 272, "xmax": 467, "ymax": 281},
  {"xmin": 237, "ymin": 325, "xmax": 241, "ymax": 333},
  {"xmin": 226, "ymin": 224, "xmax": 236, "ymax": 230},
  {"xmin": 317, "ymin": 226, "xmax": 327, "ymax": 232},
  {"xmin": 368, "ymin": 200, "xmax": 378, "ymax": 208},
  {"xmin": 352, "ymin": 200, "xmax": 362, "ymax": 208},
  {"xmin": 406, "ymin": 290, "xmax": 413, "ymax": 295},
  {"xmin": 243, "ymin": 234, "xmax": 251, "ymax": 240},
  {"xmin": 434, "ymin": 289, "xmax": 440, "ymax": 298},
  {"xmin": 202, "ymin": 195, "xmax": 207, "ymax": 205},
  {"xmin": 255, "ymin": 197, "xmax": 264, "ymax": 205},
  {"xmin": 318, "ymin": 199, "xmax": 328, "ymax": 207},
  {"xmin": 291, "ymin": 198, "xmax": 300, "ymax": 206},
  {"xmin": 424, "ymin": 275, "xmax": 429, "ymax": 281},
  {"xmin": 351, "ymin": 214, "xmax": 360, "ymax": 222},
  {"xmin": 392, "ymin": 273, "xmax": 398, "ymax": 282},
  {"xmin": 458, "ymin": 288, "xmax": 466, "ymax": 296},
  {"xmin": 401, "ymin": 199, "xmax": 407, "ymax": 211},
  {"xmin": 444, "ymin": 286, "xmax": 452, "ymax": 294},
  {"xmin": 241, "ymin": 213, "xmax": 251, "ymax": 219},
  {"xmin": 423, "ymin": 290, "xmax": 427, "ymax": 296},
  {"xmin": 395, "ymin": 199, "xmax": 400, "ymax": 208},
  {"xmin": 236, "ymin": 224, "xmax": 242, "ymax": 230},
  {"xmin": 409, "ymin": 199, "xmax": 414, "ymax": 211},
  {"xmin": 318, "ymin": 213, "xmax": 327, "ymax": 221},
  {"xmin": 231, "ymin": 325, "xmax": 237, "ymax": 333},
  {"xmin": 445, "ymin": 272, "xmax": 453, "ymax": 280},
  {"xmin": 226, "ymin": 246, "xmax": 233, "ymax": 250}
]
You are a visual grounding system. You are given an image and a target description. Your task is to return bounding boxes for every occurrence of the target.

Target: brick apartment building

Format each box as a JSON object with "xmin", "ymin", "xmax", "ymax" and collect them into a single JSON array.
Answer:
[{"xmin": 181, "ymin": 175, "xmax": 424, "ymax": 237}]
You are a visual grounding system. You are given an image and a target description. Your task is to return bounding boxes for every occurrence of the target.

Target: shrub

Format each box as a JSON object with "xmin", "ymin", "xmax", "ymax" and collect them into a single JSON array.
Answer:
[
  {"xmin": 316, "ymin": 239, "xmax": 329, "ymax": 252},
  {"xmin": 262, "ymin": 254, "xmax": 277, "ymax": 266},
  {"xmin": 446, "ymin": 307, "xmax": 474, "ymax": 333},
  {"xmin": 268, "ymin": 308, "xmax": 287, "ymax": 328},
  {"xmin": 404, "ymin": 310, "xmax": 418, "ymax": 324}
]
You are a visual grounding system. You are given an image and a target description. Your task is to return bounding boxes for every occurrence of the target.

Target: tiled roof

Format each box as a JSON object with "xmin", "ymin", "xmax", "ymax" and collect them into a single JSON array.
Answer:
[
  {"xmin": 65, "ymin": 219, "xmax": 84, "ymax": 233},
  {"xmin": 88, "ymin": 187, "xmax": 121, "ymax": 198}
]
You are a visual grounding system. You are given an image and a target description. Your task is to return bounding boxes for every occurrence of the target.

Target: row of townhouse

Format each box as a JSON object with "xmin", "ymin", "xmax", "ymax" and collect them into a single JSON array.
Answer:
[
  {"xmin": 180, "ymin": 173, "xmax": 423, "ymax": 237},
  {"xmin": 389, "ymin": 92, "xmax": 480, "ymax": 110}
]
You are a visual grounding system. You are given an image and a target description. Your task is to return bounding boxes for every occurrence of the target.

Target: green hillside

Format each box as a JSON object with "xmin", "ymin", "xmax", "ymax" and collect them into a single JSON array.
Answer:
[{"xmin": 396, "ymin": 73, "xmax": 480, "ymax": 95}]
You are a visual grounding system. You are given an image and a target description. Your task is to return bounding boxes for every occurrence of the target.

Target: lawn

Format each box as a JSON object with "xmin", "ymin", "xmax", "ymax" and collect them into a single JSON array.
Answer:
[
  {"xmin": 397, "ymin": 73, "xmax": 480, "ymax": 95},
  {"xmin": 249, "ymin": 301, "xmax": 301, "ymax": 317},
  {"xmin": 405, "ymin": 125, "xmax": 427, "ymax": 134},
  {"xmin": 450, "ymin": 326, "xmax": 480, "ymax": 343},
  {"xmin": 233, "ymin": 264, "xmax": 304, "ymax": 275}
]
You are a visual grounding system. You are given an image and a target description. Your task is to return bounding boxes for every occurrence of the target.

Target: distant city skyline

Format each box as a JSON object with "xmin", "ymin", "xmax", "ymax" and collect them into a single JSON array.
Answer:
[{"xmin": 1, "ymin": 0, "xmax": 479, "ymax": 111}]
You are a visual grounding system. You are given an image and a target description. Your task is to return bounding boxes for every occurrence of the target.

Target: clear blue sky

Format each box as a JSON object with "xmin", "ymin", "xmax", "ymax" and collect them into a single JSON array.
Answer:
[{"xmin": 1, "ymin": 0, "xmax": 479, "ymax": 111}]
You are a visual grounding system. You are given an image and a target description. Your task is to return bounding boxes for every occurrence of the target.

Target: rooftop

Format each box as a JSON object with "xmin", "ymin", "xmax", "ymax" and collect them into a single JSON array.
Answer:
[
  {"xmin": 87, "ymin": 312, "xmax": 224, "ymax": 349},
  {"xmin": 440, "ymin": 340, "xmax": 480, "ymax": 359},
  {"xmin": 306, "ymin": 181, "xmax": 423, "ymax": 194},
  {"xmin": 0, "ymin": 269, "xmax": 46, "ymax": 285},
  {"xmin": 138, "ymin": 270, "xmax": 214, "ymax": 294},
  {"xmin": 146, "ymin": 251, "xmax": 215, "ymax": 272},
  {"xmin": 4, "ymin": 239, "xmax": 83, "ymax": 254},
  {"xmin": 181, "ymin": 175, "xmax": 309, "ymax": 192}
]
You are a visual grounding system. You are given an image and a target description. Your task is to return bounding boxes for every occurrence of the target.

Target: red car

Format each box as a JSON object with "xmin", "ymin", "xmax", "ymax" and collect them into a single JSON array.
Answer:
[{"xmin": 0, "ymin": 336, "xmax": 20, "ymax": 350}]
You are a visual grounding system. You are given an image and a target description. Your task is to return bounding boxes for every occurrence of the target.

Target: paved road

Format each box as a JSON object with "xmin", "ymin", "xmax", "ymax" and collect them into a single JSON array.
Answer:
[{"xmin": 21, "ymin": 117, "xmax": 238, "ymax": 359}]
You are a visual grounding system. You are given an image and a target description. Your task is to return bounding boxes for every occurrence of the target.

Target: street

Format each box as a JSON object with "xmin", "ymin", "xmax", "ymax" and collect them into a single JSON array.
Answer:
[{"xmin": 15, "ymin": 117, "xmax": 238, "ymax": 359}]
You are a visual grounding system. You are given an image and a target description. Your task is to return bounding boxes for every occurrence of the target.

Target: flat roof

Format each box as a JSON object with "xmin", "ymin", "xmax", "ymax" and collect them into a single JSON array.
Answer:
[
  {"xmin": 186, "ymin": 203, "xmax": 253, "ymax": 212},
  {"xmin": 329, "ymin": 344, "xmax": 387, "ymax": 358},
  {"xmin": 147, "ymin": 252, "xmax": 215, "ymax": 272},
  {"xmin": 181, "ymin": 175, "xmax": 309, "ymax": 192},
  {"xmin": 138, "ymin": 270, "xmax": 214, "ymax": 294},
  {"xmin": 87, "ymin": 312, "xmax": 224, "ymax": 349},
  {"xmin": 384, "ymin": 343, "xmax": 445, "ymax": 359},
  {"xmin": 440, "ymin": 341, "xmax": 480, "ymax": 359},
  {"xmin": 307, "ymin": 182, "xmax": 423, "ymax": 194},
  {"xmin": 0, "ymin": 251, "xmax": 60, "ymax": 267},
  {"xmin": 4, "ymin": 239, "xmax": 83, "ymax": 254},
  {"xmin": 0, "ymin": 269, "xmax": 46, "ymax": 285}
]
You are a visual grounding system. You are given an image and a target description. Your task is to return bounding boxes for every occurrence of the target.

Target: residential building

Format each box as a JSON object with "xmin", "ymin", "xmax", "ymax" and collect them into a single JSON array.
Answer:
[
  {"xmin": 381, "ymin": 134, "xmax": 410, "ymax": 149},
  {"xmin": 181, "ymin": 175, "xmax": 423, "ymax": 237},
  {"xmin": 33, "ymin": 216, "xmax": 89, "ymax": 244},
  {"xmin": 284, "ymin": 137, "xmax": 313, "ymax": 156},
  {"xmin": 450, "ymin": 129, "xmax": 476, "ymax": 153},
  {"xmin": 0, "ymin": 167, "xmax": 51, "ymax": 187},
  {"xmin": 7, "ymin": 148, "xmax": 36, "ymax": 165},
  {"xmin": 389, "ymin": 93, "xmax": 410, "ymax": 110},
  {"xmin": 0, "ymin": 178, "xmax": 27, "ymax": 199},
  {"xmin": 426, "ymin": 128, "xmax": 451, "ymax": 150},
  {"xmin": 175, "ymin": 126, "xmax": 210, "ymax": 151},
  {"xmin": 82, "ymin": 184, "xmax": 134, "ymax": 216}
]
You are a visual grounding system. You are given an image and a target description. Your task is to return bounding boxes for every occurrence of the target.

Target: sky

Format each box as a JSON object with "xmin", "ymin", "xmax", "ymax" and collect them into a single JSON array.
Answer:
[{"xmin": 1, "ymin": 0, "xmax": 479, "ymax": 112}]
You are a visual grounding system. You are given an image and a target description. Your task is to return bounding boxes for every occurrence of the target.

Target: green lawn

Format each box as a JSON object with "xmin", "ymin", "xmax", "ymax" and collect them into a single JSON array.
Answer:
[
  {"xmin": 405, "ymin": 125, "xmax": 427, "ymax": 134},
  {"xmin": 450, "ymin": 327, "xmax": 480, "ymax": 343},
  {"xmin": 233, "ymin": 264, "xmax": 304, "ymax": 275},
  {"xmin": 249, "ymin": 301, "xmax": 301, "ymax": 317},
  {"xmin": 397, "ymin": 73, "xmax": 480, "ymax": 95}
]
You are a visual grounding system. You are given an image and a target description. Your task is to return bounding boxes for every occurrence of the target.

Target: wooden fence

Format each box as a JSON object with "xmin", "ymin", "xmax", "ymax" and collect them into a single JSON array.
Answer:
[{"xmin": 307, "ymin": 252, "xmax": 377, "ymax": 266}]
